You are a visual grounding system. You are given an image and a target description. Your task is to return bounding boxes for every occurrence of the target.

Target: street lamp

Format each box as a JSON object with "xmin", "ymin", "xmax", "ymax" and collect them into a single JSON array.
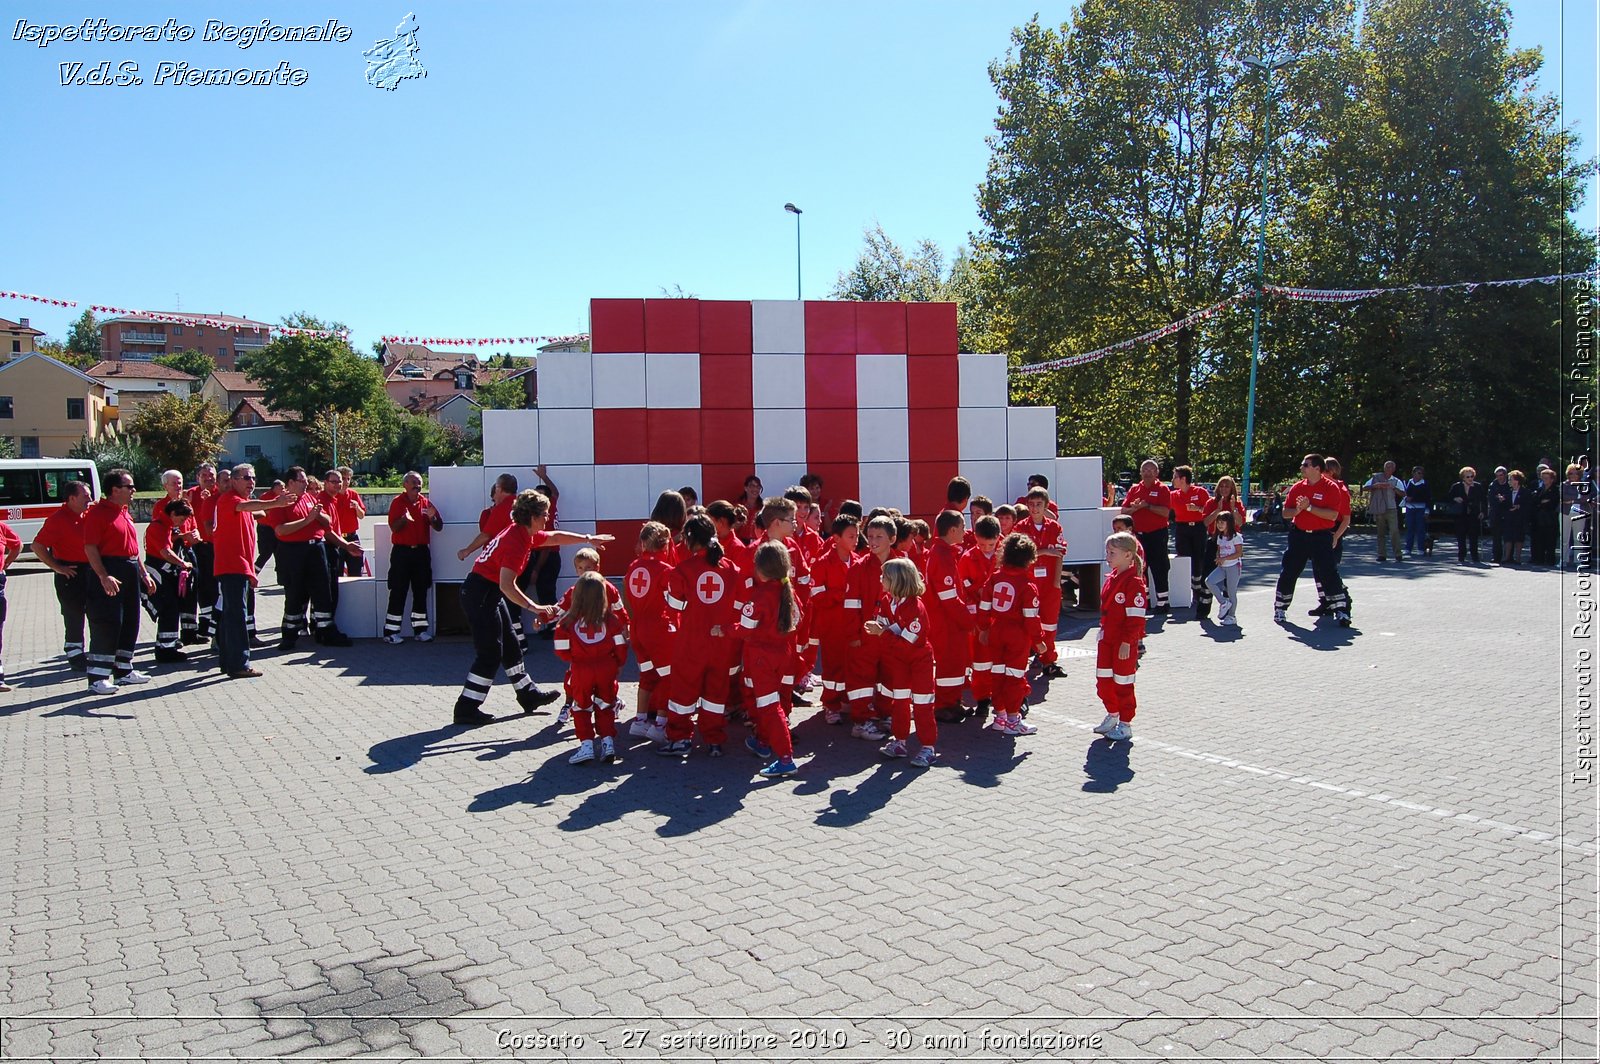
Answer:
[
  {"xmin": 784, "ymin": 202, "xmax": 803, "ymax": 299},
  {"xmin": 1240, "ymin": 55, "xmax": 1294, "ymax": 512}
]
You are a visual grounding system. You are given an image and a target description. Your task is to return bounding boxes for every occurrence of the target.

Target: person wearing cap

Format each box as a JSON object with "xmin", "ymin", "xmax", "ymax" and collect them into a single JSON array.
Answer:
[{"xmin": 1486, "ymin": 466, "xmax": 1513, "ymax": 565}]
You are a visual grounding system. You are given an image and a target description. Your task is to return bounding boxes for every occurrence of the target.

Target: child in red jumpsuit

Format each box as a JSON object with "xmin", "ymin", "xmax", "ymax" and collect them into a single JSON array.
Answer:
[
  {"xmin": 660, "ymin": 514, "xmax": 738, "ymax": 757},
  {"xmin": 959, "ymin": 514, "xmax": 1001, "ymax": 721},
  {"xmin": 979, "ymin": 533, "xmax": 1044, "ymax": 737},
  {"xmin": 808, "ymin": 515, "xmax": 860, "ymax": 726},
  {"xmin": 865, "ymin": 558, "xmax": 939, "ymax": 766},
  {"xmin": 739, "ymin": 541, "xmax": 803, "ymax": 778},
  {"xmin": 555, "ymin": 547, "xmax": 626, "ymax": 726},
  {"xmin": 1094, "ymin": 532, "xmax": 1148, "ymax": 742},
  {"xmin": 623, "ymin": 522, "xmax": 677, "ymax": 742},
  {"xmin": 1020, "ymin": 487, "xmax": 1067, "ymax": 678},
  {"xmin": 844, "ymin": 515, "xmax": 899, "ymax": 740},
  {"xmin": 555, "ymin": 572, "xmax": 630, "ymax": 765},
  {"xmin": 924, "ymin": 510, "xmax": 977, "ymax": 723}
]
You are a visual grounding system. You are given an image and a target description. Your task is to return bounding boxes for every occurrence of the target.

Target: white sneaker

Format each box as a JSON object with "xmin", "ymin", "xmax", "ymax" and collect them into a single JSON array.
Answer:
[
  {"xmin": 987, "ymin": 714, "xmax": 1012, "ymax": 732},
  {"xmin": 599, "ymin": 736, "xmax": 619, "ymax": 763},
  {"xmin": 1273, "ymin": 609, "xmax": 1287, "ymax": 623},
  {"xmin": 415, "ymin": 630, "xmax": 434, "ymax": 643},
  {"xmin": 1221, "ymin": 616, "xmax": 1238, "ymax": 627},
  {"xmin": 383, "ymin": 634, "xmax": 404, "ymax": 645},
  {"xmin": 120, "ymin": 670, "xmax": 152, "ymax": 686},
  {"xmin": 851, "ymin": 721, "xmax": 888, "ymax": 741},
  {"xmin": 879, "ymin": 738, "xmax": 909, "ymax": 758},
  {"xmin": 643, "ymin": 722, "xmax": 670, "ymax": 744},
  {"xmin": 628, "ymin": 716, "xmax": 652, "ymax": 737},
  {"xmin": 797, "ymin": 671, "xmax": 816, "ymax": 692},
  {"xmin": 1093, "ymin": 713, "xmax": 1120, "ymax": 735},
  {"xmin": 557, "ymin": 702, "xmax": 574, "ymax": 726},
  {"xmin": 89, "ymin": 678, "xmax": 118, "ymax": 695},
  {"xmin": 1006, "ymin": 717, "xmax": 1038, "ymax": 736},
  {"xmin": 1106, "ymin": 721, "xmax": 1133, "ymax": 742},
  {"xmin": 569, "ymin": 740, "xmax": 596, "ymax": 765},
  {"xmin": 909, "ymin": 746, "xmax": 938, "ymax": 768}
]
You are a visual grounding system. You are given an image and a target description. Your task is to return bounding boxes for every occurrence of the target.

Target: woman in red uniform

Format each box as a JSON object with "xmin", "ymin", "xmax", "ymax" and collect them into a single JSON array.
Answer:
[
  {"xmin": 659, "ymin": 514, "xmax": 739, "ymax": 757},
  {"xmin": 623, "ymin": 522, "xmax": 678, "ymax": 741},
  {"xmin": 738, "ymin": 541, "xmax": 802, "ymax": 778},
  {"xmin": 865, "ymin": 558, "xmax": 939, "ymax": 766},
  {"xmin": 555, "ymin": 572, "xmax": 630, "ymax": 765},
  {"xmin": 1093, "ymin": 532, "xmax": 1149, "ymax": 742}
]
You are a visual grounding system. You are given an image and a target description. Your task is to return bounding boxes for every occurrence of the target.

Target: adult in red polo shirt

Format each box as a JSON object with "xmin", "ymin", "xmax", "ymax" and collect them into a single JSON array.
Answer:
[
  {"xmin": 263, "ymin": 466, "xmax": 355, "ymax": 650},
  {"xmin": 82, "ymin": 469, "xmax": 157, "ymax": 693},
  {"xmin": 384, "ymin": 471, "xmax": 443, "ymax": 643},
  {"xmin": 213, "ymin": 463, "xmax": 293, "ymax": 678},
  {"xmin": 31, "ymin": 478, "xmax": 94, "ymax": 672},
  {"xmin": 185, "ymin": 463, "xmax": 221, "ymax": 641},
  {"xmin": 1274, "ymin": 454, "xmax": 1351, "ymax": 626},
  {"xmin": 1120, "ymin": 459, "xmax": 1173, "ymax": 613},
  {"xmin": 327, "ymin": 468, "xmax": 367, "ymax": 577},
  {"xmin": 1169, "ymin": 465, "xmax": 1213, "ymax": 618},
  {"xmin": 458, "ymin": 472, "xmax": 525, "ymax": 651},
  {"xmin": 1309, "ymin": 456, "xmax": 1355, "ymax": 618}
]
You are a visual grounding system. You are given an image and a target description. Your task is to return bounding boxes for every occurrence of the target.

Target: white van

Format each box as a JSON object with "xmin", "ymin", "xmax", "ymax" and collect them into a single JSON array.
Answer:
[{"xmin": 0, "ymin": 458, "xmax": 102, "ymax": 553}]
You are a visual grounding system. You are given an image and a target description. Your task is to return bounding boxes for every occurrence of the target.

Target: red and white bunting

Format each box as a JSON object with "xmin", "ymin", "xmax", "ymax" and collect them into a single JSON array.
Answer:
[
  {"xmin": 0, "ymin": 290, "xmax": 77, "ymax": 308},
  {"xmin": 378, "ymin": 333, "xmax": 590, "ymax": 348},
  {"xmin": 1015, "ymin": 292, "xmax": 1249, "ymax": 377},
  {"xmin": 1265, "ymin": 271, "xmax": 1596, "ymax": 303},
  {"xmin": 0, "ymin": 287, "xmax": 348, "ymax": 339}
]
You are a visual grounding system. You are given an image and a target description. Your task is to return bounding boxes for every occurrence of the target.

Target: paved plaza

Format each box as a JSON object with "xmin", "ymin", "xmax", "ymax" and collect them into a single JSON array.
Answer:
[{"xmin": 0, "ymin": 532, "xmax": 1594, "ymax": 1061}]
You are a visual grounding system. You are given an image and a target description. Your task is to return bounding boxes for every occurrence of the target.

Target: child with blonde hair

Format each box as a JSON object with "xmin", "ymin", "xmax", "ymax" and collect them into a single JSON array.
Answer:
[
  {"xmin": 739, "ymin": 542, "xmax": 803, "ymax": 777},
  {"xmin": 1094, "ymin": 532, "xmax": 1148, "ymax": 742},
  {"xmin": 554, "ymin": 571, "xmax": 630, "ymax": 764},
  {"xmin": 553, "ymin": 547, "xmax": 625, "ymax": 725},
  {"xmin": 864, "ymin": 557, "xmax": 940, "ymax": 765},
  {"xmin": 979, "ymin": 534, "xmax": 1043, "ymax": 737}
]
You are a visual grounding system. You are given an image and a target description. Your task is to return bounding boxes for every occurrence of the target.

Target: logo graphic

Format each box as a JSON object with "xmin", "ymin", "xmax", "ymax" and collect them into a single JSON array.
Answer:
[
  {"xmin": 628, "ymin": 568, "xmax": 651, "ymax": 599},
  {"xmin": 695, "ymin": 571, "xmax": 725, "ymax": 604},
  {"xmin": 991, "ymin": 582, "xmax": 1015, "ymax": 612},
  {"xmin": 364, "ymin": 13, "xmax": 425, "ymax": 90}
]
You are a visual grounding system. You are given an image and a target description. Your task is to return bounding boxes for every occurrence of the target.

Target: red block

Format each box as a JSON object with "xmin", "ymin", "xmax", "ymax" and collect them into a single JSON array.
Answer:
[
  {"xmin": 906, "ymin": 302, "xmax": 959, "ymax": 355},
  {"xmin": 591, "ymin": 299, "xmax": 645, "ymax": 353},
  {"xmin": 700, "ymin": 354, "xmax": 754, "ymax": 409},
  {"xmin": 703, "ymin": 408, "xmax": 754, "ymax": 467},
  {"xmin": 911, "ymin": 461, "xmax": 961, "ymax": 519},
  {"xmin": 907, "ymin": 354, "xmax": 959, "ymax": 408},
  {"xmin": 806, "ymin": 409, "xmax": 858, "ymax": 465},
  {"xmin": 908, "ymin": 408, "xmax": 959, "ymax": 463},
  {"xmin": 701, "ymin": 464, "xmax": 753, "ymax": 504},
  {"xmin": 592, "ymin": 408, "xmax": 649, "ymax": 465},
  {"xmin": 647, "ymin": 409, "xmax": 702, "ymax": 465},
  {"xmin": 803, "ymin": 463, "xmax": 860, "ymax": 513},
  {"xmin": 700, "ymin": 300, "xmax": 753, "ymax": 354},
  {"xmin": 855, "ymin": 301, "xmax": 908, "ymax": 354},
  {"xmin": 594, "ymin": 521, "xmax": 639, "ymax": 577},
  {"xmin": 645, "ymin": 298, "xmax": 701, "ymax": 353},
  {"xmin": 804, "ymin": 301, "xmax": 856, "ymax": 354},
  {"xmin": 804, "ymin": 354, "xmax": 856, "ymax": 409}
]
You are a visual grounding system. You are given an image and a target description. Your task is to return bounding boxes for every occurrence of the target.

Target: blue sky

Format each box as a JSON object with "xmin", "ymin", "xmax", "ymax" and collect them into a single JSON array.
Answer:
[{"xmin": 5, "ymin": 1, "xmax": 1595, "ymax": 355}]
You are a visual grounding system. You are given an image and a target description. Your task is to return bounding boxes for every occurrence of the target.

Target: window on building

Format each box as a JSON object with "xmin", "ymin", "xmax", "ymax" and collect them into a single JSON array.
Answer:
[
  {"xmin": 218, "ymin": 347, "xmax": 227, "ymax": 359},
  {"xmin": 20, "ymin": 437, "xmax": 39, "ymax": 459},
  {"xmin": 173, "ymin": 325, "xmax": 183, "ymax": 335},
  {"xmin": 0, "ymin": 397, "xmax": 12, "ymax": 418},
  {"xmin": 244, "ymin": 444, "xmax": 262, "ymax": 458},
  {"xmin": 67, "ymin": 397, "xmax": 84, "ymax": 420},
  {"xmin": 455, "ymin": 370, "xmax": 471, "ymax": 389},
  {"xmin": 9, "ymin": 340, "xmax": 18, "ymax": 353}
]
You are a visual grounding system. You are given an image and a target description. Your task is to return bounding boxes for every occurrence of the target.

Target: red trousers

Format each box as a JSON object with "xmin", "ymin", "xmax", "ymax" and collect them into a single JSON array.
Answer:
[
  {"xmin": 573, "ymin": 707, "xmax": 617, "ymax": 741},
  {"xmin": 744, "ymin": 649, "xmax": 795, "ymax": 759},
  {"xmin": 632, "ymin": 623, "xmax": 675, "ymax": 696},
  {"xmin": 881, "ymin": 651, "xmax": 937, "ymax": 745},
  {"xmin": 565, "ymin": 661, "xmax": 620, "ymax": 711},
  {"xmin": 666, "ymin": 634, "xmax": 734, "ymax": 743},
  {"xmin": 1037, "ymin": 586, "xmax": 1063, "ymax": 663},
  {"xmin": 969, "ymin": 632, "xmax": 995, "ymax": 700},
  {"xmin": 846, "ymin": 634, "xmax": 884, "ymax": 722},
  {"xmin": 1095, "ymin": 633, "xmax": 1138, "ymax": 722},
  {"xmin": 814, "ymin": 620, "xmax": 855, "ymax": 711},
  {"xmin": 989, "ymin": 627, "xmax": 1033, "ymax": 717},
  {"xmin": 930, "ymin": 622, "xmax": 972, "ymax": 705}
]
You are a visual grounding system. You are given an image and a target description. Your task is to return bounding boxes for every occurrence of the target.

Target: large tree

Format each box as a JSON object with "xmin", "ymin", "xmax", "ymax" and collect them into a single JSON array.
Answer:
[
  {"xmin": 65, "ymin": 310, "xmax": 100, "ymax": 361},
  {"xmin": 127, "ymin": 393, "xmax": 229, "ymax": 473},
  {"xmin": 154, "ymin": 348, "xmax": 217, "ymax": 384},
  {"xmin": 239, "ymin": 314, "xmax": 385, "ymax": 420}
]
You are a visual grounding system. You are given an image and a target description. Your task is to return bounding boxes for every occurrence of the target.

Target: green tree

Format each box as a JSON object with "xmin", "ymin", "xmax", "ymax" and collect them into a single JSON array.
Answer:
[
  {"xmin": 831, "ymin": 223, "xmax": 950, "ymax": 303},
  {"xmin": 69, "ymin": 433, "xmax": 160, "ymax": 490},
  {"xmin": 154, "ymin": 348, "xmax": 217, "ymax": 384},
  {"xmin": 66, "ymin": 310, "xmax": 100, "ymax": 361},
  {"xmin": 301, "ymin": 403, "xmax": 391, "ymax": 470},
  {"xmin": 474, "ymin": 375, "xmax": 526, "ymax": 410},
  {"xmin": 239, "ymin": 314, "xmax": 385, "ymax": 420},
  {"xmin": 36, "ymin": 338, "xmax": 97, "ymax": 371},
  {"xmin": 0, "ymin": 435, "xmax": 15, "ymax": 459},
  {"xmin": 127, "ymin": 393, "xmax": 229, "ymax": 474}
]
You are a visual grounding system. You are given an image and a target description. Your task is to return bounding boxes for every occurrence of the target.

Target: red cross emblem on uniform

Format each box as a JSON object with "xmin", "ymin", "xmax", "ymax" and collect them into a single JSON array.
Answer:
[
  {"xmin": 992, "ymin": 581, "xmax": 1016, "ymax": 611},
  {"xmin": 696, "ymin": 571, "xmax": 725, "ymax": 604},
  {"xmin": 575, "ymin": 620, "xmax": 604, "ymax": 644},
  {"xmin": 628, "ymin": 568, "xmax": 651, "ymax": 599}
]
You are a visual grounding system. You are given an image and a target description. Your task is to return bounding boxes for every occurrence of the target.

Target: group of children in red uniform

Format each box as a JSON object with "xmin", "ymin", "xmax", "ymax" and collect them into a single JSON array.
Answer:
[{"xmin": 527, "ymin": 476, "xmax": 1149, "ymax": 779}]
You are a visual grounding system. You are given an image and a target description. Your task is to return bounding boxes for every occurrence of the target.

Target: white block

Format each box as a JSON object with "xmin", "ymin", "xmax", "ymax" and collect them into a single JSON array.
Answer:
[
  {"xmin": 647, "ymin": 464, "xmax": 703, "ymax": 503},
  {"xmin": 1168, "ymin": 555, "xmax": 1193, "ymax": 608},
  {"xmin": 594, "ymin": 463, "xmax": 650, "ymax": 521},
  {"xmin": 1059, "ymin": 508, "xmax": 1109, "ymax": 564},
  {"xmin": 646, "ymin": 353, "xmax": 700, "ymax": 408},
  {"xmin": 591, "ymin": 353, "xmax": 647, "ymax": 408},
  {"xmin": 1054, "ymin": 455, "xmax": 1105, "ymax": 511},
  {"xmin": 1008, "ymin": 406, "xmax": 1057, "ymax": 461},
  {"xmin": 545, "ymin": 465, "xmax": 597, "ymax": 523},
  {"xmin": 334, "ymin": 576, "xmax": 382, "ymax": 638},
  {"xmin": 481, "ymin": 409, "xmax": 539, "ymax": 466},
  {"xmin": 958, "ymin": 460, "xmax": 1008, "ymax": 506},
  {"xmin": 752, "ymin": 300, "xmax": 805, "ymax": 353},
  {"xmin": 856, "ymin": 354, "xmax": 907, "ymax": 408},
  {"xmin": 958, "ymin": 408, "xmax": 1008, "ymax": 462},
  {"xmin": 752, "ymin": 353, "xmax": 806, "ymax": 408},
  {"xmin": 858, "ymin": 462, "xmax": 911, "ymax": 513},
  {"xmin": 959, "ymin": 353, "xmax": 1008, "ymax": 408},
  {"xmin": 753, "ymin": 407, "xmax": 807, "ymax": 464},
  {"xmin": 536, "ymin": 350, "xmax": 592, "ymax": 408},
  {"xmin": 857, "ymin": 406, "xmax": 909, "ymax": 463},
  {"xmin": 538, "ymin": 408, "xmax": 595, "ymax": 466},
  {"xmin": 755, "ymin": 463, "xmax": 807, "ymax": 493},
  {"xmin": 426, "ymin": 465, "xmax": 488, "ymax": 524},
  {"xmin": 428, "ymin": 522, "xmax": 484, "ymax": 582},
  {"xmin": 372, "ymin": 523, "xmax": 392, "ymax": 582}
]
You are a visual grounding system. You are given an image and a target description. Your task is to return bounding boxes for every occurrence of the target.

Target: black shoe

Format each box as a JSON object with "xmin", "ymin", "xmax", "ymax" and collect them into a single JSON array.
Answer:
[
  {"xmin": 154, "ymin": 648, "xmax": 189, "ymax": 663},
  {"xmin": 973, "ymin": 699, "xmax": 992, "ymax": 722},
  {"xmin": 517, "ymin": 687, "xmax": 561, "ymax": 714},
  {"xmin": 316, "ymin": 629, "xmax": 353, "ymax": 647},
  {"xmin": 277, "ymin": 636, "xmax": 298, "ymax": 652},
  {"xmin": 1151, "ymin": 604, "xmax": 1170, "ymax": 616},
  {"xmin": 182, "ymin": 633, "xmax": 206, "ymax": 646},
  {"xmin": 1307, "ymin": 604, "xmax": 1330, "ymax": 617},
  {"xmin": 453, "ymin": 702, "xmax": 494, "ymax": 727},
  {"xmin": 1041, "ymin": 662, "xmax": 1067, "ymax": 679},
  {"xmin": 67, "ymin": 654, "xmax": 88, "ymax": 673},
  {"xmin": 934, "ymin": 706, "xmax": 964, "ymax": 724},
  {"xmin": 790, "ymin": 690, "xmax": 813, "ymax": 706}
]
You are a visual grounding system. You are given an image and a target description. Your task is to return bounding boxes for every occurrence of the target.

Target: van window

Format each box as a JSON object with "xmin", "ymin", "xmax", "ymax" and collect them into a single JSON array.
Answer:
[
  {"xmin": 42, "ymin": 468, "xmax": 95, "ymax": 502},
  {"xmin": 0, "ymin": 470, "xmax": 42, "ymax": 506}
]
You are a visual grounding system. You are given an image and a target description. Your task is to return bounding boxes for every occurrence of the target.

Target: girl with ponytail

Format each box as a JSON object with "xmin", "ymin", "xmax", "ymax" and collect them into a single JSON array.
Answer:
[
  {"xmin": 657, "ymin": 514, "xmax": 738, "ymax": 756},
  {"xmin": 738, "ymin": 541, "xmax": 802, "ymax": 778}
]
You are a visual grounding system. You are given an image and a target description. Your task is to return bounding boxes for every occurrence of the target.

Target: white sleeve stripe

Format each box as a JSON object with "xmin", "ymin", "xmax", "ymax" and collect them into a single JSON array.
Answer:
[
  {"xmin": 843, "ymin": 598, "xmax": 862, "ymax": 609},
  {"xmin": 664, "ymin": 592, "xmax": 687, "ymax": 610},
  {"xmin": 936, "ymin": 589, "xmax": 958, "ymax": 600},
  {"xmin": 1021, "ymin": 608, "xmax": 1039, "ymax": 617},
  {"xmin": 739, "ymin": 615, "xmax": 760, "ymax": 628},
  {"xmin": 898, "ymin": 628, "xmax": 917, "ymax": 644}
]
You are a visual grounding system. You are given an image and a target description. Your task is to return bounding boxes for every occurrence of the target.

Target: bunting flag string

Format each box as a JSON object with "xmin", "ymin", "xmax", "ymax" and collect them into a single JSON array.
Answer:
[
  {"xmin": 1, "ymin": 287, "xmax": 349, "ymax": 339},
  {"xmin": 378, "ymin": 333, "xmax": 590, "ymax": 348},
  {"xmin": 1014, "ymin": 292, "xmax": 1250, "ymax": 377},
  {"xmin": 0, "ymin": 290, "xmax": 77, "ymax": 308}
]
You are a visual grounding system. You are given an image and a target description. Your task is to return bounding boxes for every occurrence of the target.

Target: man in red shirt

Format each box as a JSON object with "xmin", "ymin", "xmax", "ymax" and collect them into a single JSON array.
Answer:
[
  {"xmin": 329, "ymin": 467, "xmax": 368, "ymax": 577},
  {"xmin": 214, "ymin": 463, "xmax": 293, "ymax": 677},
  {"xmin": 264, "ymin": 466, "xmax": 357, "ymax": 650},
  {"xmin": 385, "ymin": 471, "xmax": 443, "ymax": 643},
  {"xmin": 0, "ymin": 516, "xmax": 20, "ymax": 691},
  {"xmin": 1310, "ymin": 456, "xmax": 1354, "ymax": 618},
  {"xmin": 1274, "ymin": 454, "xmax": 1351, "ymax": 626},
  {"xmin": 82, "ymin": 469, "xmax": 157, "ymax": 693},
  {"xmin": 1169, "ymin": 465, "xmax": 1213, "ymax": 618},
  {"xmin": 184, "ymin": 463, "xmax": 221, "ymax": 641},
  {"xmin": 31, "ymin": 478, "xmax": 94, "ymax": 672},
  {"xmin": 1120, "ymin": 459, "xmax": 1173, "ymax": 614}
]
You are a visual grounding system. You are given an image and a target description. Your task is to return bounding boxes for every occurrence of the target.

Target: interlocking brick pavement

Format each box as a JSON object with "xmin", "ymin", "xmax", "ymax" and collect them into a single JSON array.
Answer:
[{"xmin": 0, "ymin": 530, "xmax": 1594, "ymax": 1061}]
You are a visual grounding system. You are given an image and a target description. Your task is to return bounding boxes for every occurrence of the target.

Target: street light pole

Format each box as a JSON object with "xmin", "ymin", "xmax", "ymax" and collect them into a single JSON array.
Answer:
[
  {"xmin": 1241, "ymin": 55, "xmax": 1293, "ymax": 512},
  {"xmin": 784, "ymin": 202, "xmax": 803, "ymax": 299}
]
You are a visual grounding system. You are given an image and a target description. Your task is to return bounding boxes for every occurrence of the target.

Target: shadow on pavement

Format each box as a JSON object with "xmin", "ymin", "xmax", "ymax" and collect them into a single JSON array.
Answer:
[
  {"xmin": 365, "ymin": 711, "xmax": 558, "ymax": 774},
  {"xmin": 1082, "ymin": 738, "xmax": 1134, "ymax": 792}
]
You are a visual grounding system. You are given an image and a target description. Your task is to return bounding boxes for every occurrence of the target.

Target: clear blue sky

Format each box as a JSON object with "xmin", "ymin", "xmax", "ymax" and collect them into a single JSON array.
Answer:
[{"xmin": 5, "ymin": 1, "xmax": 1594, "ymax": 355}]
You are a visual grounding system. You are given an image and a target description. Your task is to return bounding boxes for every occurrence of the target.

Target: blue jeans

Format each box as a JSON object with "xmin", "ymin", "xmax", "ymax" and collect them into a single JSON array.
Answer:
[
  {"xmin": 217, "ymin": 574, "xmax": 253, "ymax": 674},
  {"xmin": 1404, "ymin": 509, "xmax": 1428, "ymax": 554}
]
